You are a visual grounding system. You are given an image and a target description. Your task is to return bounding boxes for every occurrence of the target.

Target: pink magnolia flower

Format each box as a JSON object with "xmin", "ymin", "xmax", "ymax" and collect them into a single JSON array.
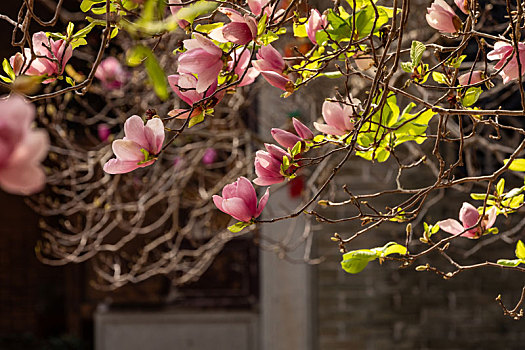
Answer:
[
  {"xmin": 95, "ymin": 57, "xmax": 128, "ymax": 90},
  {"xmin": 252, "ymin": 44, "xmax": 293, "ymax": 92},
  {"xmin": 438, "ymin": 202, "xmax": 497, "ymax": 239},
  {"xmin": 228, "ymin": 49, "xmax": 260, "ymax": 87},
  {"xmin": 314, "ymin": 100, "xmax": 355, "ymax": 136},
  {"xmin": 458, "ymin": 71, "xmax": 484, "ymax": 85},
  {"xmin": 97, "ymin": 124, "xmax": 111, "ymax": 142},
  {"xmin": 209, "ymin": 8, "xmax": 258, "ymax": 45},
  {"xmin": 454, "ymin": 0, "xmax": 468, "ymax": 14},
  {"xmin": 202, "ymin": 148, "xmax": 218, "ymax": 164},
  {"xmin": 306, "ymin": 9, "xmax": 327, "ymax": 45},
  {"xmin": 10, "ymin": 31, "xmax": 72, "ymax": 83},
  {"xmin": 0, "ymin": 95, "xmax": 49, "ymax": 195},
  {"xmin": 254, "ymin": 143, "xmax": 290, "ymax": 186},
  {"xmin": 103, "ymin": 115, "xmax": 165, "ymax": 174},
  {"xmin": 271, "ymin": 118, "xmax": 314, "ymax": 149},
  {"xmin": 247, "ymin": 0, "xmax": 285, "ymax": 21},
  {"xmin": 167, "ymin": 73, "xmax": 224, "ymax": 119},
  {"xmin": 425, "ymin": 0, "xmax": 462, "ymax": 34},
  {"xmin": 487, "ymin": 41, "xmax": 525, "ymax": 84},
  {"xmin": 213, "ymin": 176, "xmax": 269, "ymax": 222},
  {"xmin": 177, "ymin": 34, "xmax": 224, "ymax": 93},
  {"xmin": 168, "ymin": 0, "xmax": 190, "ymax": 29}
]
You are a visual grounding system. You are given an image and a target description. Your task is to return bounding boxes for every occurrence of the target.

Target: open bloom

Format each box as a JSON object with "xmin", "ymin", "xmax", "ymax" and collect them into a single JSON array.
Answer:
[
  {"xmin": 169, "ymin": 0, "xmax": 190, "ymax": 29},
  {"xmin": 438, "ymin": 202, "xmax": 497, "ymax": 239},
  {"xmin": 425, "ymin": 0, "xmax": 462, "ymax": 34},
  {"xmin": 95, "ymin": 57, "xmax": 128, "ymax": 90},
  {"xmin": 454, "ymin": 0, "xmax": 468, "ymax": 14},
  {"xmin": 177, "ymin": 34, "xmax": 224, "ymax": 93},
  {"xmin": 209, "ymin": 8, "xmax": 257, "ymax": 45},
  {"xmin": 458, "ymin": 71, "xmax": 484, "ymax": 85},
  {"xmin": 168, "ymin": 73, "xmax": 224, "ymax": 119},
  {"xmin": 252, "ymin": 44, "xmax": 293, "ymax": 91},
  {"xmin": 306, "ymin": 9, "xmax": 327, "ymax": 44},
  {"xmin": 0, "ymin": 95, "xmax": 49, "ymax": 195},
  {"xmin": 487, "ymin": 41, "xmax": 525, "ymax": 84},
  {"xmin": 103, "ymin": 115, "xmax": 165, "ymax": 174},
  {"xmin": 271, "ymin": 118, "xmax": 314, "ymax": 149},
  {"xmin": 10, "ymin": 32, "xmax": 72, "ymax": 83},
  {"xmin": 213, "ymin": 176, "xmax": 269, "ymax": 222},
  {"xmin": 314, "ymin": 100, "xmax": 355, "ymax": 136}
]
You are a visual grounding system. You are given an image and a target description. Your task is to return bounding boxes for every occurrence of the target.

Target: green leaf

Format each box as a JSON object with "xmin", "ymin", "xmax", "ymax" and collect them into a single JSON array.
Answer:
[
  {"xmin": 432, "ymin": 72, "xmax": 448, "ymax": 85},
  {"xmin": 497, "ymin": 259, "xmax": 522, "ymax": 267},
  {"xmin": 290, "ymin": 141, "xmax": 302, "ymax": 157},
  {"xmin": 293, "ymin": 21, "xmax": 308, "ymax": 37},
  {"xmin": 188, "ymin": 112, "xmax": 205, "ymax": 128},
  {"xmin": 400, "ymin": 62, "xmax": 413, "ymax": 73},
  {"xmin": 446, "ymin": 54, "xmax": 466, "ymax": 69},
  {"xmin": 65, "ymin": 76, "xmax": 75, "ymax": 86},
  {"xmin": 516, "ymin": 240, "xmax": 525, "ymax": 260},
  {"xmin": 80, "ymin": 0, "xmax": 105, "ymax": 12},
  {"xmin": 257, "ymin": 13, "xmax": 268, "ymax": 36},
  {"xmin": 227, "ymin": 221, "xmax": 251, "ymax": 233},
  {"xmin": 0, "ymin": 75, "xmax": 12, "ymax": 83},
  {"xmin": 354, "ymin": 5, "xmax": 390, "ymax": 38},
  {"xmin": 195, "ymin": 23, "xmax": 223, "ymax": 33},
  {"xmin": 505, "ymin": 158, "xmax": 525, "ymax": 172},
  {"xmin": 126, "ymin": 45, "xmax": 169, "ymax": 100},
  {"xmin": 175, "ymin": 1, "xmax": 219, "ymax": 25},
  {"xmin": 110, "ymin": 27, "xmax": 119, "ymax": 39},
  {"xmin": 461, "ymin": 86, "xmax": 482, "ymax": 107},
  {"xmin": 66, "ymin": 22, "xmax": 75, "ymax": 38},
  {"xmin": 470, "ymin": 193, "xmax": 486, "ymax": 200},
  {"xmin": 2, "ymin": 59, "xmax": 15, "ymax": 80},
  {"xmin": 382, "ymin": 242, "xmax": 407, "ymax": 256},
  {"xmin": 341, "ymin": 249, "xmax": 378, "ymax": 274},
  {"xmin": 410, "ymin": 40, "xmax": 426, "ymax": 67},
  {"xmin": 504, "ymin": 186, "xmax": 525, "ymax": 199},
  {"xmin": 496, "ymin": 178, "xmax": 505, "ymax": 196},
  {"xmin": 259, "ymin": 31, "xmax": 280, "ymax": 45}
]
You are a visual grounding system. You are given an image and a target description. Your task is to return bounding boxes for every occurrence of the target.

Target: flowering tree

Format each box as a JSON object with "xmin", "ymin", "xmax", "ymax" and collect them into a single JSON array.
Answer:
[{"xmin": 3, "ymin": 0, "xmax": 525, "ymax": 317}]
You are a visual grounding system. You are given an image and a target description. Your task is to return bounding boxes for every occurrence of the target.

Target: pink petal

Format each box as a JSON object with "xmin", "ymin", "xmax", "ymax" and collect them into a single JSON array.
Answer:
[
  {"xmin": 260, "ymin": 71, "xmax": 289, "ymax": 90},
  {"xmin": 236, "ymin": 176, "xmax": 257, "ymax": 216},
  {"xmin": 0, "ymin": 162, "xmax": 46, "ymax": 195},
  {"xmin": 293, "ymin": 118, "xmax": 314, "ymax": 140},
  {"xmin": 271, "ymin": 128, "xmax": 302, "ymax": 149},
  {"xmin": 103, "ymin": 159, "xmax": 140, "ymax": 174},
  {"xmin": 437, "ymin": 219, "xmax": 464, "ymax": 235},
  {"xmin": 212, "ymin": 195, "xmax": 225, "ymax": 212},
  {"xmin": 112, "ymin": 140, "xmax": 144, "ymax": 161},
  {"xmin": 256, "ymin": 187, "xmax": 270, "ymax": 217},
  {"xmin": 313, "ymin": 122, "xmax": 346, "ymax": 136},
  {"xmin": 195, "ymin": 61, "xmax": 223, "ymax": 93},
  {"xmin": 322, "ymin": 101, "xmax": 347, "ymax": 132},
  {"xmin": 222, "ymin": 182, "xmax": 238, "ymax": 199},
  {"xmin": 221, "ymin": 22, "xmax": 254, "ymax": 45},
  {"xmin": 222, "ymin": 197, "xmax": 253, "ymax": 222},
  {"xmin": 123, "ymin": 115, "xmax": 149, "ymax": 148},
  {"xmin": 144, "ymin": 118, "xmax": 165, "ymax": 154},
  {"xmin": 253, "ymin": 177, "xmax": 284, "ymax": 186},
  {"xmin": 459, "ymin": 202, "xmax": 480, "ymax": 229}
]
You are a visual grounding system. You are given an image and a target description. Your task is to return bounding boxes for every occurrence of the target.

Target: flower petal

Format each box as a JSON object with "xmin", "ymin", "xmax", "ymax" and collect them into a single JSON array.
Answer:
[
  {"xmin": 123, "ymin": 115, "xmax": 149, "ymax": 148},
  {"xmin": 222, "ymin": 197, "xmax": 253, "ymax": 222},
  {"xmin": 103, "ymin": 158, "xmax": 140, "ymax": 174},
  {"xmin": 112, "ymin": 140, "xmax": 144, "ymax": 161},
  {"xmin": 437, "ymin": 219, "xmax": 464, "ymax": 235}
]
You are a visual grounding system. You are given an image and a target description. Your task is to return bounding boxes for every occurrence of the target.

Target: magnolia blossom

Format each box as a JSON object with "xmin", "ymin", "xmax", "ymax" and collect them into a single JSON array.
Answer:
[
  {"xmin": 95, "ymin": 57, "xmax": 128, "ymax": 90},
  {"xmin": 169, "ymin": 0, "xmax": 190, "ymax": 29},
  {"xmin": 213, "ymin": 176, "xmax": 269, "ymax": 222},
  {"xmin": 177, "ymin": 34, "xmax": 224, "ymax": 93},
  {"xmin": 10, "ymin": 32, "xmax": 72, "ymax": 83},
  {"xmin": 168, "ymin": 73, "xmax": 224, "ymax": 119},
  {"xmin": 209, "ymin": 8, "xmax": 257, "ymax": 45},
  {"xmin": 487, "ymin": 41, "xmax": 525, "ymax": 84},
  {"xmin": 0, "ymin": 95, "xmax": 49, "ymax": 195},
  {"xmin": 97, "ymin": 124, "xmax": 111, "ymax": 142},
  {"xmin": 202, "ymin": 148, "xmax": 217, "ymax": 164},
  {"xmin": 425, "ymin": 0, "xmax": 462, "ymax": 34},
  {"xmin": 103, "ymin": 115, "xmax": 165, "ymax": 174},
  {"xmin": 228, "ymin": 49, "xmax": 260, "ymax": 87},
  {"xmin": 252, "ymin": 44, "xmax": 293, "ymax": 91},
  {"xmin": 454, "ymin": 0, "xmax": 468, "ymax": 14},
  {"xmin": 306, "ymin": 9, "xmax": 327, "ymax": 45},
  {"xmin": 438, "ymin": 202, "xmax": 497, "ymax": 239},
  {"xmin": 271, "ymin": 118, "xmax": 314, "ymax": 149},
  {"xmin": 458, "ymin": 71, "xmax": 484, "ymax": 85},
  {"xmin": 247, "ymin": 0, "xmax": 285, "ymax": 21},
  {"xmin": 254, "ymin": 144, "xmax": 290, "ymax": 186},
  {"xmin": 314, "ymin": 100, "xmax": 355, "ymax": 136}
]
